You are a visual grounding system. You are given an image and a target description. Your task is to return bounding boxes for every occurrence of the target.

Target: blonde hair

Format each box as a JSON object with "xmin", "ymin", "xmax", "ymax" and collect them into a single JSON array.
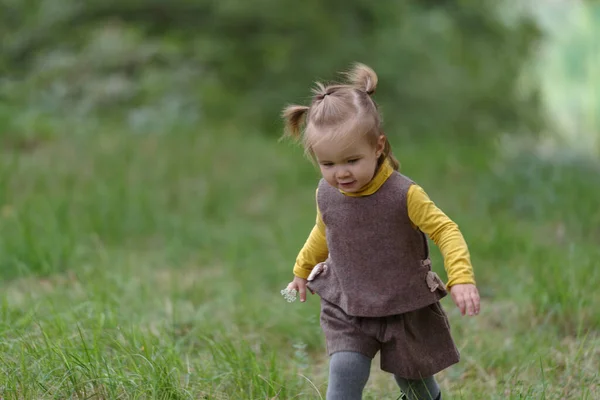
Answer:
[{"xmin": 282, "ymin": 63, "xmax": 399, "ymax": 170}]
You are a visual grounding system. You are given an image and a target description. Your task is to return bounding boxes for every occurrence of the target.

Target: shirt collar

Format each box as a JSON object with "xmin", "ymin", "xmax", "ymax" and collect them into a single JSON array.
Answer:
[{"xmin": 339, "ymin": 158, "xmax": 394, "ymax": 197}]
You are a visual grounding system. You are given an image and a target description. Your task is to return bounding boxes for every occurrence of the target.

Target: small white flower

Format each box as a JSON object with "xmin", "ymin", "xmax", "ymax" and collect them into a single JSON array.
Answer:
[{"xmin": 280, "ymin": 287, "xmax": 298, "ymax": 303}]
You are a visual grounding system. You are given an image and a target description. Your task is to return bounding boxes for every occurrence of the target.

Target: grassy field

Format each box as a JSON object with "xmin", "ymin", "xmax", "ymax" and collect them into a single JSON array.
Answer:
[{"xmin": 0, "ymin": 122, "xmax": 598, "ymax": 399}]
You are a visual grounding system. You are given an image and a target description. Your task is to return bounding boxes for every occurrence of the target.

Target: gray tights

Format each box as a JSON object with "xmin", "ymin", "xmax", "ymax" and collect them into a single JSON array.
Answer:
[{"xmin": 326, "ymin": 351, "xmax": 441, "ymax": 400}]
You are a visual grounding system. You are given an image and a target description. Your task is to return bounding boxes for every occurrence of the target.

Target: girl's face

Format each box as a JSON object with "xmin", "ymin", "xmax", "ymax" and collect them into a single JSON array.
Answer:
[{"xmin": 312, "ymin": 134, "xmax": 385, "ymax": 193}]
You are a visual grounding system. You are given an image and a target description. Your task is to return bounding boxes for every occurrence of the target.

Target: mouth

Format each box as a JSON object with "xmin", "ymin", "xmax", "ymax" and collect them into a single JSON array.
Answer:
[{"xmin": 338, "ymin": 180, "xmax": 356, "ymax": 189}]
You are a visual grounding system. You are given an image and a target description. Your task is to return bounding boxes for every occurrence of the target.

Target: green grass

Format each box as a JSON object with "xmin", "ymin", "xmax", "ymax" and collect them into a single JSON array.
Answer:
[{"xmin": 0, "ymin": 124, "xmax": 598, "ymax": 399}]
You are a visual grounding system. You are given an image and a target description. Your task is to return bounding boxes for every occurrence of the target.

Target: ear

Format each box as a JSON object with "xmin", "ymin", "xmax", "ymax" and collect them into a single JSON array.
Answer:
[{"xmin": 375, "ymin": 135, "xmax": 386, "ymax": 158}]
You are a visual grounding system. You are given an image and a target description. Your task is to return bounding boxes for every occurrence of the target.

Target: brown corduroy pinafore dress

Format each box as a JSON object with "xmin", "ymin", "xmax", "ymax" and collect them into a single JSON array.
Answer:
[{"xmin": 306, "ymin": 172, "xmax": 460, "ymax": 379}]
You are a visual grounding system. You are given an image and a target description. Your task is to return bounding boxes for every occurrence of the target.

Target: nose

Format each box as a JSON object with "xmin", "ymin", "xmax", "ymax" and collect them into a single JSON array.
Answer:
[{"xmin": 335, "ymin": 166, "xmax": 351, "ymax": 179}]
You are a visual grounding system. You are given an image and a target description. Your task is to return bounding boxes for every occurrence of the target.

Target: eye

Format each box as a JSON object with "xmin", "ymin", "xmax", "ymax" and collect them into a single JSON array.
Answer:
[
  {"xmin": 347, "ymin": 158, "xmax": 360, "ymax": 164},
  {"xmin": 320, "ymin": 162, "xmax": 334, "ymax": 167}
]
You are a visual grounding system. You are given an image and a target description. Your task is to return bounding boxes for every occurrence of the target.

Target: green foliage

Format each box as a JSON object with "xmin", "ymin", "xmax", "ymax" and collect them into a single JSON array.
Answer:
[
  {"xmin": 1, "ymin": 0, "xmax": 542, "ymax": 140},
  {"xmin": 532, "ymin": 1, "xmax": 600, "ymax": 155}
]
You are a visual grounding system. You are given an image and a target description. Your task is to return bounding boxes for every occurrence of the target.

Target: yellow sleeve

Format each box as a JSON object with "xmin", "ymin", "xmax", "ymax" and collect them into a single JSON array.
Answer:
[
  {"xmin": 407, "ymin": 185, "xmax": 476, "ymax": 288},
  {"xmin": 292, "ymin": 189, "xmax": 329, "ymax": 279}
]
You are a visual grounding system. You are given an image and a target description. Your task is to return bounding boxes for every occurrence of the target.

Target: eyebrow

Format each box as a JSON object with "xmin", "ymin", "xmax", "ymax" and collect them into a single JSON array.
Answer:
[{"xmin": 318, "ymin": 154, "xmax": 362, "ymax": 163}]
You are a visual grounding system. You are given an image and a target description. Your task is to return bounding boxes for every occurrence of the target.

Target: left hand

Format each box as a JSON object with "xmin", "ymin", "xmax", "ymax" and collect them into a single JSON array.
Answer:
[{"xmin": 449, "ymin": 283, "xmax": 480, "ymax": 316}]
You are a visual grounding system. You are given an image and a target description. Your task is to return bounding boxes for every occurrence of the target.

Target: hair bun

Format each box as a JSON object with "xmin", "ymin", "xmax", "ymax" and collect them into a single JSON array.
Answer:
[{"xmin": 345, "ymin": 63, "xmax": 378, "ymax": 96}]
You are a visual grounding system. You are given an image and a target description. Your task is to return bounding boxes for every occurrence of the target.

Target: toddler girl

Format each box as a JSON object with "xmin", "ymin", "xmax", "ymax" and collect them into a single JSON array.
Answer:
[{"xmin": 283, "ymin": 63, "xmax": 480, "ymax": 400}]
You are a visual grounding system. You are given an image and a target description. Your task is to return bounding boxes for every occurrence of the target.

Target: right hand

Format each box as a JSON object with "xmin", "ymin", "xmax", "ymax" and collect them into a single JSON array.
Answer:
[{"xmin": 286, "ymin": 276, "xmax": 309, "ymax": 302}]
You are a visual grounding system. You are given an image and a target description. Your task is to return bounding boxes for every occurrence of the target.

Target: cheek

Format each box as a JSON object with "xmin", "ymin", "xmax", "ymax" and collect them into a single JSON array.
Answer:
[
  {"xmin": 357, "ymin": 160, "xmax": 375, "ymax": 177},
  {"xmin": 358, "ymin": 167, "xmax": 370, "ymax": 178},
  {"xmin": 319, "ymin": 167, "xmax": 334, "ymax": 179}
]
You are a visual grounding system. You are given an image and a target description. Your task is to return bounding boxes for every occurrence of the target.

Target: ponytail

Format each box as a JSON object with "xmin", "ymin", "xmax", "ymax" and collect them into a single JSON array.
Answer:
[
  {"xmin": 282, "ymin": 105, "xmax": 309, "ymax": 140},
  {"xmin": 345, "ymin": 63, "xmax": 378, "ymax": 95},
  {"xmin": 383, "ymin": 136, "xmax": 400, "ymax": 171}
]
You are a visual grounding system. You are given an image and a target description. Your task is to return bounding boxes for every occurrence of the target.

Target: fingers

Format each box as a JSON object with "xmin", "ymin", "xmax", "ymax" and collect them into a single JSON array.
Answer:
[
  {"xmin": 285, "ymin": 279, "xmax": 308, "ymax": 303},
  {"xmin": 460, "ymin": 289, "xmax": 480, "ymax": 316},
  {"xmin": 464, "ymin": 287, "xmax": 481, "ymax": 316},
  {"xmin": 457, "ymin": 295, "xmax": 467, "ymax": 316},
  {"xmin": 298, "ymin": 284, "xmax": 307, "ymax": 302},
  {"xmin": 465, "ymin": 295, "xmax": 475, "ymax": 316},
  {"xmin": 452, "ymin": 289, "xmax": 466, "ymax": 316},
  {"xmin": 451, "ymin": 285, "xmax": 480, "ymax": 316},
  {"xmin": 471, "ymin": 290, "xmax": 481, "ymax": 315}
]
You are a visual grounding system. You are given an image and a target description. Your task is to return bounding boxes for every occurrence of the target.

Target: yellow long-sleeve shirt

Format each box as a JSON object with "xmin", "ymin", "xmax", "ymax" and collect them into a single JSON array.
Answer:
[{"xmin": 293, "ymin": 160, "xmax": 475, "ymax": 289}]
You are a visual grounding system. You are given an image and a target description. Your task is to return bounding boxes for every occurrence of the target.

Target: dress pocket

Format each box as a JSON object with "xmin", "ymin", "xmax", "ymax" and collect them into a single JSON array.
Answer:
[
  {"xmin": 426, "ymin": 271, "xmax": 448, "ymax": 295},
  {"xmin": 306, "ymin": 262, "xmax": 328, "ymax": 295},
  {"xmin": 307, "ymin": 262, "xmax": 328, "ymax": 281},
  {"xmin": 428, "ymin": 301, "xmax": 448, "ymax": 320},
  {"xmin": 421, "ymin": 259, "xmax": 448, "ymax": 296}
]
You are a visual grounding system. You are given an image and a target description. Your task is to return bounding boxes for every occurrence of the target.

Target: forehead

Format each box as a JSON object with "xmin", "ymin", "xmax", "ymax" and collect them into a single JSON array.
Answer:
[{"xmin": 312, "ymin": 135, "xmax": 372, "ymax": 161}]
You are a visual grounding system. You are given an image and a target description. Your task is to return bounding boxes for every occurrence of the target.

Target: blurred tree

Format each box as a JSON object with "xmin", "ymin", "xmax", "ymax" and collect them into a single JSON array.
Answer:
[{"xmin": 0, "ymin": 0, "xmax": 543, "ymax": 141}]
